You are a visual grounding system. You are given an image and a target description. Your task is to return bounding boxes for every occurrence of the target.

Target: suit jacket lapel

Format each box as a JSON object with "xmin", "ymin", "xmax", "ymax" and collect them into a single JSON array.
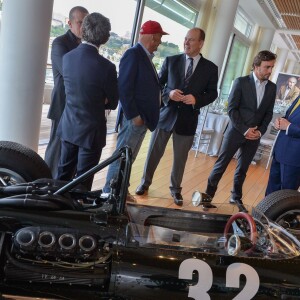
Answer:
[
  {"xmin": 180, "ymin": 54, "xmax": 186, "ymax": 81},
  {"xmin": 249, "ymin": 74, "xmax": 258, "ymax": 109},
  {"xmin": 286, "ymin": 97, "xmax": 300, "ymax": 118},
  {"xmin": 136, "ymin": 44, "xmax": 159, "ymax": 83}
]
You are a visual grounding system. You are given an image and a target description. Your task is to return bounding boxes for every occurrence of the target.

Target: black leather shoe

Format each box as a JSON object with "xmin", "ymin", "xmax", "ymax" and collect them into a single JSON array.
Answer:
[
  {"xmin": 230, "ymin": 198, "xmax": 243, "ymax": 204},
  {"xmin": 171, "ymin": 192, "xmax": 183, "ymax": 206},
  {"xmin": 135, "ymin": 184, "xmax": 149, "ymax": 195}
]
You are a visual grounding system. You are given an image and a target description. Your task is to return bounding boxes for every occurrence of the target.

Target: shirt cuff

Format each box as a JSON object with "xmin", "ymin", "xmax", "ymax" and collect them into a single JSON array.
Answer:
[
  {"xmin": 244, "ymin": 128, "xmax": 249, "ymax": 136},
  {"xmin": 286, "ymin": 124, "xmax": 291, "ymax": 135}
]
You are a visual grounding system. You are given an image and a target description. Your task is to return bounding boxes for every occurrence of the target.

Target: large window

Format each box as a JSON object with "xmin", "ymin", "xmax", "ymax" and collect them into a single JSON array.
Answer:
[
  {"xmin": 47, "ymin": 0, "xmax": 138, "ymax": 79},
  {"xmin": 219, "ymin": 36, "xmax": 249, "ymax": 99},
  {"xmin": 47, "ymin": 0, "xmax": 197, "ymax": 79},
  {"xmin": 142, "ymin": 0, "xmax": 198, "ymax": 70},
  {"xmin": 219, "ymin": 7, "xmax": 252, "ymax": 100}
]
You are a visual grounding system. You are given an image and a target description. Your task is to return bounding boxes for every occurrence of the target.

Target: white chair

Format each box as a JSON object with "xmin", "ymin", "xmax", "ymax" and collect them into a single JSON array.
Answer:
[
  {"xmin": 193, "ymin": 106, "xmax": 215, "ymax": 157},
  {"xmin": 255, "ymin": 123, "xmax": 279, "ymax": 169}
]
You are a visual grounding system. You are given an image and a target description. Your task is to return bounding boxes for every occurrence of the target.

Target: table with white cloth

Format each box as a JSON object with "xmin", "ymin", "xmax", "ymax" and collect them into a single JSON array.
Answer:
[{"xmin": 192, "ymin": 112, "xmax": 230, "ymax": 156}]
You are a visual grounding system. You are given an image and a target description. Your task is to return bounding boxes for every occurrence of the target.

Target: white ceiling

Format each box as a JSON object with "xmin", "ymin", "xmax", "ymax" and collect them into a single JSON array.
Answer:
[{"xmin": 187, "ymin": 0, "xmax": 296, "ymax": 61}]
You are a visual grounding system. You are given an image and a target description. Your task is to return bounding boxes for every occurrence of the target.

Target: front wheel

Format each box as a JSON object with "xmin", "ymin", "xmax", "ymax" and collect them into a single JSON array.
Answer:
[
  {"xmin": 256, "ymin": 190, "xmax": 300, "ymax": 237},
  {"xmin": 0, "ymin": 141, "xmax": 52, "ymax": 185}
]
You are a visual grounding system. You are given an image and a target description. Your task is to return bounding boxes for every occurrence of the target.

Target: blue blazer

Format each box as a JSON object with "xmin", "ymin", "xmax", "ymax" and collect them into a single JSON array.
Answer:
[
  {"xmin": 48, "ymin": 30, "xmax": 79, "ymax": 121},
  {"xmin": 273, "ymin": 96, "xmax": 300, "ymax": 167},
  {"xmin": 118, "ymin": 43, "xmax": 161, "ymax": 131},
  {"xmin": 226, "ymin": 73, "xmax": 276, "ymax": 139},
  {"xmin": 57, "ymin": 44, "xmax": 118, "ymax": 150},
  {"xmin": 156, "ymin": 54, "xmax": 218, "ymax": 136}
]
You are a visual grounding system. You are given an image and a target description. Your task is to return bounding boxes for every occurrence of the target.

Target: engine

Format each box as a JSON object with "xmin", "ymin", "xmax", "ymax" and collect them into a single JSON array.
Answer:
[{"xmin": 0, "ymin": 225, "xmax": 113, "ymax": 298}]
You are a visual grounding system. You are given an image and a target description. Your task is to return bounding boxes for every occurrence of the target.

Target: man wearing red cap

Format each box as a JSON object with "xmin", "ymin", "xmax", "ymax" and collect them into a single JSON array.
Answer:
[
  {"xmin": 135, "ymin": 28, "xmax": 218, "ymax": 206},
  {"xmin": 102, "ymin": 20, "xmax": 168, "ymax": 200}
]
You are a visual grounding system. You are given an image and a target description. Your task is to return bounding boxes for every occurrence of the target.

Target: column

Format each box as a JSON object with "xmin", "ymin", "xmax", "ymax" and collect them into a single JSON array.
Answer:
[
  {"xmin": 293, "ymin": 63, "xmax": 300, "ymax": 75},
  {"xmin": 257, "ymin": 28, "xmax": 275, "ymax": 51},
  {"xmin": 204, "ymin": 0, "xmax": 239, "ymax": 76},
  {"xmin": 285, "ymin": 59, "xmax": 297, "ymax": 74},
  {"xmin": 271, "ymin": 48, "xmax": 289, "ymax": 83},
  {"xmin": 0, "ymin": 0, "xmax": 53, "ymax": 151}
]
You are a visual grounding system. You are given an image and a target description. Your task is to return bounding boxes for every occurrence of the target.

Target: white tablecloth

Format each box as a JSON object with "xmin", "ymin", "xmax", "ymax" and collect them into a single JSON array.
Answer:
[{"xmin": 192, "ymin": 112, "xmax": 230, "ymax": 156}]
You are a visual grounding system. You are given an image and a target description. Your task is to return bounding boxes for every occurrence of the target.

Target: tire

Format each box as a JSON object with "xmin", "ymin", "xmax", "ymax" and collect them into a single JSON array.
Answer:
[
  {"xmin": 256, "ymin": 189, "xmax": 300, "ymax": 237},
  {"xmin": 0, "ymin": 141, "xmax": 52, "ymax": 185}
]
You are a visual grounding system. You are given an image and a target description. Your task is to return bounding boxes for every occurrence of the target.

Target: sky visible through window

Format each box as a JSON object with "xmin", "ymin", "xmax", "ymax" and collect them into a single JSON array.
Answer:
[{"xmin": 53, "ymin": 0, "xmax": 187, "ymax": 50}]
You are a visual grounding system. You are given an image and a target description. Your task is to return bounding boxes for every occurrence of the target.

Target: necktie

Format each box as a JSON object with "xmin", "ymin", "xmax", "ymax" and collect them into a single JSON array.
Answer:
[
  {"xmin": 184, "ymin": 58, "xmax": 193, "ymax": 89},
  {"xmin": 289, "ymin": 97, "xmax": 300, "ymax": 115}
]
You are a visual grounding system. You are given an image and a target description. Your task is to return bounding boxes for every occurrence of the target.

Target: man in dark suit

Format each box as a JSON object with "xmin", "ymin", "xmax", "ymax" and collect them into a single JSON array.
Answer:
[
  {"xmin": 56, "ymin": 13, "xmax": 118, "ymax": 190},
  {"xmin": 102, "ymin": 20, "xmax": 168, "ymax": 198},
  {"xmin": 205, "ymin": 50, "xmax": 277, "ymax": 204},
  {"xmin": 45, "ymin": 6, "xmax": 89, "ymax": 178},
  {"xmin": 266, "ymin": 96, "xmax": 300, "ymax": 194},
  {"xmin": 135, "ymin": 28, "xmax": 218, "ymax": 206}
]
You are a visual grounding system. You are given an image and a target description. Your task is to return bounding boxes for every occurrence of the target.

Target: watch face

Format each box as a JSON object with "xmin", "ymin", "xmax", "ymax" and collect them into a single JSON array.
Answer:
[{"xmin": 191, "ymin": 190, "xmax": 201, "ymax": 207}]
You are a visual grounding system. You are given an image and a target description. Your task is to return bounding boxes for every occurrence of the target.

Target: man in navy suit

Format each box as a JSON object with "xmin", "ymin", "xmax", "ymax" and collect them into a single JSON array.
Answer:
[
  {"xmin": 56, "ymin": 13, "xmax": 118, "ymax": 190},
  {"xmin": 266, "ymin": 96, "xmax": 300, "ymax": 194},
  {"xmin": 135, "ymin": 28, "xmax": 218, "ymax": 206},
  {"xmin": 205, "ymin": 51, "xmax": 277, "ymax": 205},
  {"xmin": 45, "ymin": 6, "xmax": 89, "ymax": 178},
  {"xmin": 102, "ymin": 20, "xmax": 168, "ymax": 198}
]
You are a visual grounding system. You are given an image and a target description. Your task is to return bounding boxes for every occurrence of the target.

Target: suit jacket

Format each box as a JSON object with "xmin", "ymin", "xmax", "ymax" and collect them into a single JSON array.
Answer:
[
  {"xmin": 157, "ymin": 54, "xmax": 218, "ymax": 136},
  {"xmin": 118, "ymin": 43, "xmax": 161, "ymax": 131},
  {"xmin": 47, "ymin": 30, "xmax": 80, "ymax": 121},
  {"xmin": 57, "ymin": 44, "xmax": 118, "ymax": 150},
  {"xmin": 273, "ymin": 96, "xmax": 300, "ymax": 167},
  {"xmin": 276, "ymin": 84, "xmax": 300, "ymax": 102},
  {"xmin": 226, "ymin": 73, "xmax": 276, "ymax": 140}
]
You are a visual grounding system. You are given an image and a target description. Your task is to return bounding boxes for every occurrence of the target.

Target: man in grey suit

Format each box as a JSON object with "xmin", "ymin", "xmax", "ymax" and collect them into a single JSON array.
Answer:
[
  {"xmin": 45, "ymin": 6, "xmax": 89, "ymax": 178},
  {"xmin": 135, "ymin": 28, "xmax": 218, "ymax": 206},
  {"xmin": 205, "ymin": 50, "xmax": 277, "ymax": 204}
]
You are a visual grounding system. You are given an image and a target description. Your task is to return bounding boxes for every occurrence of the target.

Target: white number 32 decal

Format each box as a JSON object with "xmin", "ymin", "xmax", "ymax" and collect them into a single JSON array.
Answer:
[{"xmin": 179, "ymin": 259, "xmax": 259, "ymax": 300}]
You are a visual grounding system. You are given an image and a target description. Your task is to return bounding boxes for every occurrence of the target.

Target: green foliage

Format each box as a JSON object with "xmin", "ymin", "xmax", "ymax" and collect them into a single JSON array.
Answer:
[
  {"xmin": 106, "ymin": 33, "xmax": 130, "ymax": 48},
  {"xmin": 157, "ymin": 41, "xmax": 180, "ymax": 57},
  {"xmin": 50, "ymin": 26, "xmax": 67, "ymax": 37}
]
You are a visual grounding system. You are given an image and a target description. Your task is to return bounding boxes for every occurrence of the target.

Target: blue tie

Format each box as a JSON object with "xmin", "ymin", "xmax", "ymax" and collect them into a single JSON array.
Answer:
[{"xmin": 184, "ymin": 58, "xmax": 193, "ymax": 89}]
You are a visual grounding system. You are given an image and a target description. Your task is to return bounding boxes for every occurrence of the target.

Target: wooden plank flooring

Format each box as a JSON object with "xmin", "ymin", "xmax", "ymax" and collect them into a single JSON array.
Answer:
[{"xmin": 38, "ymin": 105, "xmax": 270, "ymax": 210}]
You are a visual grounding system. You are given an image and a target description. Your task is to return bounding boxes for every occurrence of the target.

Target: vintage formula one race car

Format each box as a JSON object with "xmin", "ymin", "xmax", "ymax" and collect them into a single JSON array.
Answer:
[{"xmin": 0, "ymin": 141, "xmax": 299, "ymax": 300}]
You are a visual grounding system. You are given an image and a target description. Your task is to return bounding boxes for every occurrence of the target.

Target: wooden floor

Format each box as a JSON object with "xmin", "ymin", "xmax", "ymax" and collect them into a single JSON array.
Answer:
[{"xmin": 38, "ymin": 105, "xmax": 271, "ymax": 210}]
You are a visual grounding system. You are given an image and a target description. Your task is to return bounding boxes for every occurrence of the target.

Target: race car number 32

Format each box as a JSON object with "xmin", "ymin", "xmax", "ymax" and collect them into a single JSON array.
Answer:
[{"xmin": 179, "ymin": 259, "xmax": 259, "ymax": 300}]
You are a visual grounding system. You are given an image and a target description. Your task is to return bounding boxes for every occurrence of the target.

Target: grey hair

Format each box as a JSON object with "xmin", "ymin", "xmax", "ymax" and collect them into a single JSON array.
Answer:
[{"xmin": 82, "ymin": 13, "xmax": 111, "ymax": 47}]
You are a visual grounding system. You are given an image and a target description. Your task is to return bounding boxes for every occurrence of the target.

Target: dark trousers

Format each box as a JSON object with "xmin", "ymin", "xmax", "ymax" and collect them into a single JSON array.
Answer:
[
  {"xmin": 44, "ymin": 119, "xmax": 61, "ymax": 178},
  {"xmin": 206, "ymin": 135, "xmax": 260, "ymax": 200},
  {"xmin": 265, "ymin": 156, "xmax": 300, "ymax": 195},
  {"xmin": 57, "ymin": 140, "xmax": 102, "ymax": 190}
]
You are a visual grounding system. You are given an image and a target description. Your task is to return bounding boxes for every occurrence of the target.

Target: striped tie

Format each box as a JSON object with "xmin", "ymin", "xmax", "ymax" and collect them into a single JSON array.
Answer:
[{"xmin": 184, "ymin": 58, "xmax": 193, "ymax": 89}]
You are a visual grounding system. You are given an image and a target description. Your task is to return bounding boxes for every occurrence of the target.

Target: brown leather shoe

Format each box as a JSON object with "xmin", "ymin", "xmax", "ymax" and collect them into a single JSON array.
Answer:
[
  {"xmin": 126, "ymin": 192, "xmax": 137, "ymax": 203},
  {"xmin": 135, "ymin": 184, "xmax": 149, "ymax": 195},
  {"xmin": 171, "ymin": 192, "xmax": 183, "ymax": 206}
]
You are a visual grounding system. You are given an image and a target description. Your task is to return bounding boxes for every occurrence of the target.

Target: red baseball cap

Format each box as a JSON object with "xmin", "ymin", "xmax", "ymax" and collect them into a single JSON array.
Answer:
[{"xmin": 140, "ymin": 20, "xmax": 169, "ymax": 35}]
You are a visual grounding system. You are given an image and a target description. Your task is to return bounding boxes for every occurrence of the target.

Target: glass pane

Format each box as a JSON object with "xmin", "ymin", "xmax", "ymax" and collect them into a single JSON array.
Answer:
[
  {"xmin": 51, "ymin": 0, "xmax": 138, "ymax": 73},
  {"xmin": 219, "ymin": 38, "xmax": 249, "ymax": 100},
  {"xmin": 143, "ymin": 0, "xmax": 199, "ymax": 71},
  {"xmin": 234, "ymin": 9, "xmax": 253, "ymax": 38}
]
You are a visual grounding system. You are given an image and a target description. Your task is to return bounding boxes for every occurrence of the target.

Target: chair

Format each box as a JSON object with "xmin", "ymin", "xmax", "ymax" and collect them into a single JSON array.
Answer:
[
  {"xmin": 255, "ymin": 122, "xmax": 279, "ymax": 169},
  {"xmin": 193, "ymin": 106, "xmax": 215, "ymax": 157}
]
